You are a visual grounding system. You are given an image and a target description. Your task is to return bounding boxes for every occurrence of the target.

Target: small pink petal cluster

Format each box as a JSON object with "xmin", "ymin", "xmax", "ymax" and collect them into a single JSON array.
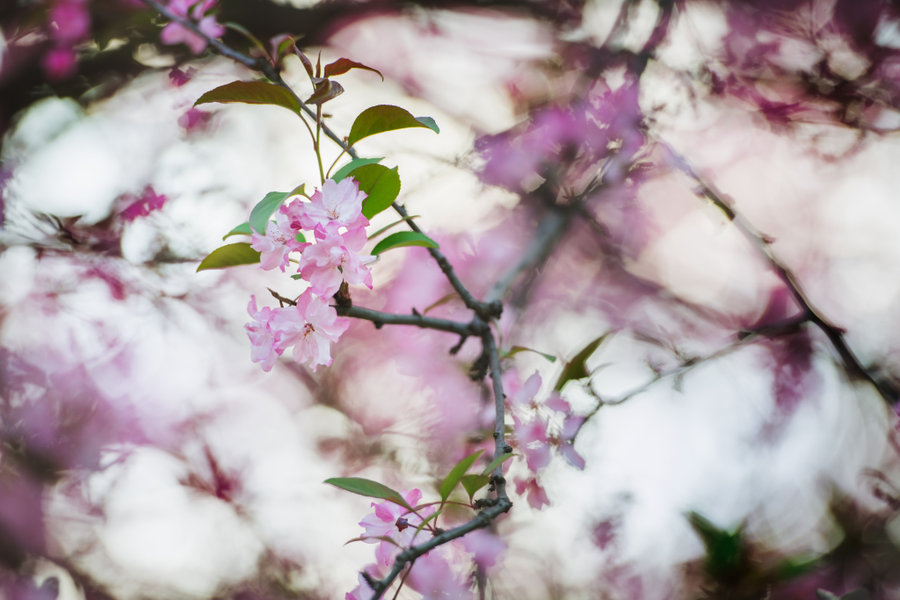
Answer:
[
  {"xmin": 246, "ymin": 178, "xmax": 374, "ymax": 371},
  {"xmin": 43, "ymin": 0, "xmax": 91, "ymax": 80},
  {"xmin": 505, "ymin": 370, "xmax": 586, "ymax": 510},
  {"xmin": 160, "ymin": 0, "xmax": 224, "ymax": 54},
  {"xmin": 348, "ymin": 489, "xmax": 504, "ymax": 599}
]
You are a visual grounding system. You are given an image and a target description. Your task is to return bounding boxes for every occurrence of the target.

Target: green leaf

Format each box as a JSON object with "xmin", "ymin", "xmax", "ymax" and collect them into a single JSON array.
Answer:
[
  {"xmin": 249, "ymin": 190, "xmax": 293, "ymax": 234},
  {"xmin": 324, "ymin": 477, "xmax": 413, "ymax": 511},
  {"xmin": 459, "ymin": 474, "xmax": 490, "ymax": 501},
  {"xmin": 481, "ymin": 453, "xmax": 514, "ymax": 476},
  {"xmin": 332, "ymin": 157, "xmax": 383, "ymax": 182},
  {"xmin": 371, "ymin": 231, "xmax": 439, "ymax": 256},
  {"xmin": 687, "ymin": 511, "xmax": 746, "ymax": 581},
  {"xmin": 439, "ymin": 450, "xmax": 484, "ymax": 502},
  {"xmin": 348, "ymin": 105, "xmax": 439, "ymax": 146},
  {"xmin": 196, "ymin": 243, "xmax": 260, "ymax": 271},
  {"xmin": 553, "ymin": 333, "xmax": 609, "ymax": 391},
  {"xmin": 504, "ymin": 345, "xmax": 557, "ymax": 363},
  {"xmin": 350, "ymin": 164, "xmax": 401, "ymax": 219},
  {"xmin": 415, "ymin": 116, "xmax": 440, "ymax": 134},
  {"xmin": 223, "ymin": 222, "xmax": 253, "ymax": 240},
  {"xmin": 324, "ymin": 58, "xmax": 384, "ymax": 81},
  {"xmin": 195, "ymin": 80, "xmax": 303, "ymax": 117},
  {"xmin": 367, "ymin": 215, "xmax": 421, "ymax": 241}
]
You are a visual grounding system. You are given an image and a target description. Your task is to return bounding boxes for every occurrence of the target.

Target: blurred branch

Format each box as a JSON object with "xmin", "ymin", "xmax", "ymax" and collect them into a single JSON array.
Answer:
[{"xmin": 659, "ymin": 138, "xmax": 898, "ymax": 406}]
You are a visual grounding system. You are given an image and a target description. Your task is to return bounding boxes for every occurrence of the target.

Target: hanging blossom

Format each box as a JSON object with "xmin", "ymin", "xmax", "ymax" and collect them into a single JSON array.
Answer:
[
  {"xmin": 246, "ymin": 177, "xmax": 373, "ymax": 371},
  {"xmin": 245, "ymin": 291, "xmax": 349, "ymax": 372},
  {"xmin": 352, "ymin": 490, "xmax": 473, "ymax": 600},
  {"xmin": 503, "ymin": 370, "xmax": 587, "ymax": 509}
]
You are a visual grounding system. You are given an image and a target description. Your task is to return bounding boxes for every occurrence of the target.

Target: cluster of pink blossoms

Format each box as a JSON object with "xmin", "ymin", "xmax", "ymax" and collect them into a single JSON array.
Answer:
[
  {"xmin": 245, "ymin": 178, "xmax": 374, "ymax": 372},
  {"xmin": 505, "ymin": 371, "xmax": 586, "ymax": 509},
  {"xmin": 159, "ymin": 0, "xmax": 224, "ymax": 55},
  {"xmin": 347, "ymin": 489, "xmax": 505, "ymax": 600}
]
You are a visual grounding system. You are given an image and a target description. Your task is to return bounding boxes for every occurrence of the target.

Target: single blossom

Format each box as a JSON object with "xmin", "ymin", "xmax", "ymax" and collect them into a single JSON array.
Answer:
[
  {"xmin": 514, "ymin": 415, "xmax": 552, "ymax": 473},
  {"xmin": 287, "ymin": 177, "xmax": 369, "ymax": 231},
  {"xmin": 298, "ymin": 224, "xmax": 375, "ymax": 296},
  {"xmin": 251, "ymin": 211, "xmax": 302, "ymax": 272},
  {"xmin": 359, "ymin": 488, "xmax": 428, "ymax": 567},
  {"xmin": 405, "ymin": 549, "xmax": 472, "ymax": 600},
  {"xmin": 514, "ymin": 477, "xmax": 550, "ymax": 510},
  {"xmin": 274, "ymin": 291, "xmax": 349, "ymax": 371},
  {"xmin": 245, "ymin": 296, "xmax": 281, "ymax": 372}
]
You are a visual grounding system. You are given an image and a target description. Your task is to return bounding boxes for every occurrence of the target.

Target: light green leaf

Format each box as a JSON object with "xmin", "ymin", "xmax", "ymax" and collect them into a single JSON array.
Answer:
[
  {"xmin": 249, "ymin": 190, "xmax": 293, "ymax": 234},
  {"xmin": 348, "ymin": 105, "xmax": 439, "ymax": 146},
  {"xmin": 371, "ymin": 231, "xmax": 438, "ymax": 256},
  {"xmin": 195, "ymin": 80, "xmax": 303, "ymax": 117},
  {"xmin": 481, "ymin": 453, "xmax": 514, "ymax": 476},
  {"xmin": 332, "ymin": 157, "xmax": 383, "ymax": 182},
  {"xmin": 459, "ymin": 474, "xmax": 491, "ymax": 501},
  {"xmin": 439, "ymin": 450, "xmax": 484, "ymax": 502},
  {"xmin": 223, "ymin": 222, "xmax": 253, "ymax": 240},
  {"xmin": 196, "ymin": 243, "xmax": 260, "ymax": 271},
  {"xmin": 324, "ymin": 477, "xmax": 413, "ymax": 511}
]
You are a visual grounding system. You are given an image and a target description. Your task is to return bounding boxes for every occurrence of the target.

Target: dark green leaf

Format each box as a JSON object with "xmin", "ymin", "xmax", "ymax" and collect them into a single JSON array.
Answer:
[
  {"xmin": 687, "ymin": 511, "xmax": 746, "ymax": 580},
  {"xmin": 249, "ymin": 190, "xmax": 293, "ymax": 234},
  {"xmin": 195, "ymin": 80, "xmax": 303, "ymax": 117},
  {"xmin": 553, "ymin": 334, "xmax": 609, "ymax": 391},
  {"xmin": 196, "ymin": 243, "xmax": 260, "ymax": 271},
  {"xmin": 439, "ymin": 450, "xmax": 484, "ymax": 502},
  {"xmin": 223, "ymin": 222, "xmax": 253, "ymax": 240},
  {"xmin": 481, "ymin": 453, "xmax": 514, "ymax": 476},
  {"xmin": 350, "ymin": 164, "xmax": 401, "ymax": 219},
  {"xmin": 371, "ymin": 231, "xmax": 439, "ymax": 256},
  {"xmin": 324, "ymin": 58, "xmax": 384, "ymax": 81},
  {"xmin": 324, "ymin": 477, "xmax": 413, "ymax": 511},
  {"xmin": 332, "ymin": 157, "xmax": 383, "ymax": 182},
  {"xmin": 348, "ymin": 105, "xmax": 439, "ymax": 146},
  {"xmin": 459, "ymin": 474, "xmax": 490, "ymax": 501}
]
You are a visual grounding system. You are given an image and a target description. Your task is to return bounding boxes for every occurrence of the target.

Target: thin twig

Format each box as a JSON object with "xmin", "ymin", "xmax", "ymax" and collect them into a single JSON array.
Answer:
[
  {"xmin": 337, "ymin": 305, "xmax": 484, "ymax": 337},
  {"xmin": 660, "ymin": 137, "xmax": 898, "ymax": 405}
]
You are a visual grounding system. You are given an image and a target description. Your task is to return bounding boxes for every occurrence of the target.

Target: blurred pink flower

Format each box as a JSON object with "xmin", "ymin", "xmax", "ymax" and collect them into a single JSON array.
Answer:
[
  {"xmin": 514, "ymin": 477, "xmax": 550, "ymax": 510},
  {"xmin": 48, "ymin": 0, "xmax": 90, "ymax": 44},
  {"xmin": 120, "ymin": 186, "xmax": 167, "ymax": 222},
  {"xmin": 42, "ymin": 47, "xmax": 77, "ymax": 81},
  {"xmin": 461, "ymin": 529, "xmax": 506, "ymax": 571},
  {"xmin": 406, "ymin": 549, "xmax": 471, "ymax": 600},
  {"xmin": 160, "ymin": 0, "xmax": 223, "ymax": 54}
]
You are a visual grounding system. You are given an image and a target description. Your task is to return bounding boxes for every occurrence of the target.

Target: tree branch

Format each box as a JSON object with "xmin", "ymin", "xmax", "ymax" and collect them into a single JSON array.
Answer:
[{"xmin": 659, "ymin": 138, "xmax": 898, "ymax": 405}]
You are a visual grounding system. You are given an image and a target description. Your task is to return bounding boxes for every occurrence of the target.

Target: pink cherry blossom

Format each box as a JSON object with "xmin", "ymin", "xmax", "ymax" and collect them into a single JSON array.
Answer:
[
  {"xmin": 514, "ymin": 415, "xmax": 552, "ymax": 472},
  {"xmin": 159, "ymin": 0, "xmax": 224, "ymax": 54},
  {"xmin": 245, "ymin": 296, "xmax": 281, "ymax": 372},
  {"xmin": 514, "ymin": 477, "xmax": 550, "ymax": 510},
  {"xmin": 359, "ymin": 489, "xmax": 428, "ymax": 567},
  {"xmin": 298, "ymin": 224, "xmax": 374, "ymax": 296},
  {"xmin": 274, "ymin": 291, "xmax": 349, "ymax": 371},
  {"xmin": 250, "ymin": 211, "xmax": 302, "ymax": 272},
  {"xmin": 555, "ymin": 414, "xmax": 586, "ymax": 470},
  {"xmin": 287, "ymin": 178, "xmax": 369, "ymax": 231},
  {"xmin": 245, "ymin": 292, "xmax": 349, "ymax": 372}
]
